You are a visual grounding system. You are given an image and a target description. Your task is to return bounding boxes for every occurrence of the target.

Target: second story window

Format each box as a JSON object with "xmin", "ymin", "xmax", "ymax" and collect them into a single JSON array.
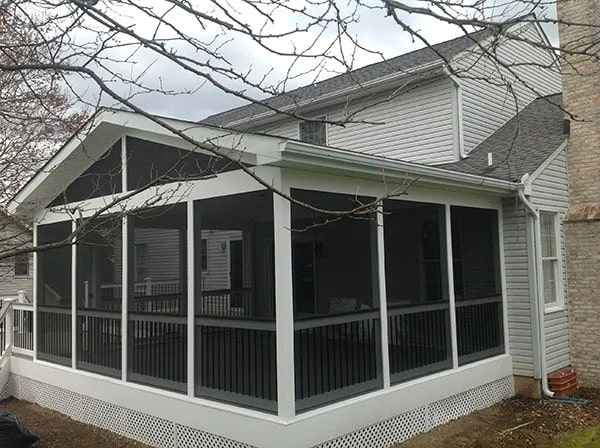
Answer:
[
  {"xmin": 299, "ymin": 117, "xmax": 327, "ymax": 146},
  {"xmin": 14, "ymin": 253, "xmax": 29, "ymax": 277}
]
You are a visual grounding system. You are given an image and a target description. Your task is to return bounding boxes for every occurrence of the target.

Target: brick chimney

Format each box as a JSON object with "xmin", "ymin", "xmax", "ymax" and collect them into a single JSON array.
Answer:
[{"xmin": 558, "ymin": 0, "xmax": 600, "ymax": 386}]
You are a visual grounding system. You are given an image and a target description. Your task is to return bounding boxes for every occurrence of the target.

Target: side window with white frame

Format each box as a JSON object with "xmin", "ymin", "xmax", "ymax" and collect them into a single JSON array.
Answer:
[
  {"xmin": 299, "ymin": 117, "xmax": 327, "ymax": 146},
  {"xmin": 540, "ymin": 211, "xmax": 563, "ymax": 310}
]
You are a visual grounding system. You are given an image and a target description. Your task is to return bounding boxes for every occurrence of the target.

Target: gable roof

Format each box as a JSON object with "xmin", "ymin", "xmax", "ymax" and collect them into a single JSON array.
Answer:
[
  {"xmin": 201, "ymin": 29, "xmax": 491, "ymax": 127},
  {"xmin": 440, "ymin": 93, "xmax": 567, "ymax": 182}
]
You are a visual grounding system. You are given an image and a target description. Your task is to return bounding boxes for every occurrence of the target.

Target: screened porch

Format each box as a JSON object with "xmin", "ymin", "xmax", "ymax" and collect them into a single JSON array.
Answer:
[{"xmin": 34, "ymin": 186, "xmax": 505, "ymax": 415}]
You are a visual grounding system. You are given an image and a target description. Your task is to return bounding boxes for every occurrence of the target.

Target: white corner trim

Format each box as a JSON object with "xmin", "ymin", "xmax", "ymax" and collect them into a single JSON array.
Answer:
[{"xmin": 524, "ymin": 139, "xmax": 568, "ymax": 186}]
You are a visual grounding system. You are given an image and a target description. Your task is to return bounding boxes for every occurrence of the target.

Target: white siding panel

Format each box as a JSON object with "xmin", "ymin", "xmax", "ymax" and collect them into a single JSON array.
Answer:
[
  {"xmin": 453, "ymin": 24, "xmax": 562, "ymax": 153},
  {"xmin": 503, "ymin": 198, "xmax": 534, "ymax": 376},
  {"xmin": 255, "ymin": 78, "xmax": 457, "ymax": 165},
  {"xmin": 531, "ymin": 147, "xmax": 571, "ymax": 373}
]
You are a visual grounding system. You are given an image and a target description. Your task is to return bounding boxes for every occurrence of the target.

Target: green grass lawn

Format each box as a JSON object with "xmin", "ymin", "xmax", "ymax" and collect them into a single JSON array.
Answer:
[{"xmin": 557, "ymin": 426, "xmax": 600, "ymax": 448}]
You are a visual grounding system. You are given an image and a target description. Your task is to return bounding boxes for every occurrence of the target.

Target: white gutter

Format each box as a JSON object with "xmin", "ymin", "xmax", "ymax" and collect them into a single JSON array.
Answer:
[
  {"xmin": 281, "ymin": 140, "xmax": 516, "ymax": 194},
  {"xmin": 443, "ymin": 66, "xmax": 467, "ymax": 159},
  {"xmin": 517, "ymin": 178, "xmax": 555, "ymax": 398}
]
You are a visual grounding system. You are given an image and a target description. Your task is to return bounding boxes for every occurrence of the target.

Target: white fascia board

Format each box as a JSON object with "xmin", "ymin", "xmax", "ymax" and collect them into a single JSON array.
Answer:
[
  {"xmin": 279, "ymin": 141, "xmax": 517, "ymax": 195},
  {"xmin": 523, "ymin": 139, "xmax": 568, "ymax": 187},
  {"xmin": 8, "ymin": 109, "xmax": 285, "ymax": 216},
  {"xmin": 101, "ymin": 110, "xmax": 285, "ymax": 158}
]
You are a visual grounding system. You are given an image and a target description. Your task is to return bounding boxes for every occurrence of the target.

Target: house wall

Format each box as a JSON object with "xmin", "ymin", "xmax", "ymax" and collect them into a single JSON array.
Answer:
[
  {"xmin": 451, "ymin": 23, "xmax": 562, "ymax": 154},
  {"xmin": 502, "ymin": 198, "xmax": 535, "ymax": 377},
  {"xmin": 529, "ymin": 147, "xmax": 571, "ymax": 373},
  {"xmin": 559, "ymin": 0, "xmax": 600, "ymax": 387},
  {"xmin": 501, "ymin": 146, "xmax": 571, "ymax": 380},
  {"xmin": 251, "ymin": 77, "xmax": 458, "ymax": 165}
]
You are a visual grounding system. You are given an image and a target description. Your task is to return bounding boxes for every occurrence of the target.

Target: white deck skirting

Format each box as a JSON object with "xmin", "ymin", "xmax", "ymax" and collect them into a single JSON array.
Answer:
[{"xmin": 5, "ymin": 355, "xmax": 514, "ymax": 448}]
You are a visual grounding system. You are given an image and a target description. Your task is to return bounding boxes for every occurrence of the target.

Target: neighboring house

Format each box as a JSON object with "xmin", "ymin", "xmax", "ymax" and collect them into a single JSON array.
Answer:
[
  {"xmin": 0, "ymin": 215, "xmax": 33, "ymax": 301},
  {"xmin": 1, "ymin": 20, "xmax": 572, "ymax": 448}
]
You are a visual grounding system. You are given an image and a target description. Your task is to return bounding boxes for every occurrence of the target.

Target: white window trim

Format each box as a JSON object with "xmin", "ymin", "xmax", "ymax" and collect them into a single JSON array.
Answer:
[
  {"xmin": 298, "ymin": 115, "xmax": 328, "ymax": 146},
  {"xmin": 540, "ymin": 210, "xmax": 565, "ymax": 312}
]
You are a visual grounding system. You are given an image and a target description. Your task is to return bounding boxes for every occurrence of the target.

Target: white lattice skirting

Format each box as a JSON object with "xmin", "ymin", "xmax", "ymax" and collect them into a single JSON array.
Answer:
[{"xmin": 2, "ymin": 374, "xmax": 513, "ymax": 448}]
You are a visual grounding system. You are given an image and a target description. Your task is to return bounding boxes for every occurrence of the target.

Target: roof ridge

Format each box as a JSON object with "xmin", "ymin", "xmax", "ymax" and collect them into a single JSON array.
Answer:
[{"xmin": 200, "ymin": 28, "xmax": 491, "ymax": 126}]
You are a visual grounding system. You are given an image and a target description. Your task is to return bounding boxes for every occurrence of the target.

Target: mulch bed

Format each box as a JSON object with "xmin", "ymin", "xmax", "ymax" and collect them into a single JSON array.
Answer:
[
  {"xmin": 397, "ymin": 388, "xmax": 600, "ymax": 448},
  {"xmin": 0, "ymin": 398, "xmax": 150, "ymax": 447}
]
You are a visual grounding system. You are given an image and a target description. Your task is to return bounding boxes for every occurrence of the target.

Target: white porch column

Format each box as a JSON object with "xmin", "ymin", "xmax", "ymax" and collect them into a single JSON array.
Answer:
[
  {"xmin": 444, "ymin": 204, "xmax": 459, "ymax": 369},
  {"xmin": 71, "ymin": 220, "xmax": 77, "ymax": 370},
  {"xmin": 32, "ymin": 221, "xmax": 38, "ymax": 361},
  {"xmin": 122, "ymin": 216, "xmax": 129, "ymax": 382},
  {"xmin": 186, "ymin": 200, "xmax": 195, "ymax": 397},
  {"xmin": 376, "ymin": 205, "xmax": 391, "ymax": 389},
  {"xmin": 497, "ymin": 206, "xmax": 510, "ymax": 355},
  {"xmin": 273, "ymin": 186, "xmax": 295, "ymax": 420},
  {"xmin": 121, "ymin": 136, "xmax": 129, "ymax": 382}
]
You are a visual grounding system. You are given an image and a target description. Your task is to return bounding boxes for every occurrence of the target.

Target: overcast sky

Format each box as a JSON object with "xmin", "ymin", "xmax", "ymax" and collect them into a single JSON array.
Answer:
[{"xmin": 67, "ymin": 1, "xmax": 558, "ymax": 122}]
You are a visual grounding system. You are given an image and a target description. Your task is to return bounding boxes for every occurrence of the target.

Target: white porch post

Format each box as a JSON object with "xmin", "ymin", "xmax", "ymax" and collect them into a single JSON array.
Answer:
[
  {"xmin": 122, "ymin": 216, "xmax": 129, "ymax": 382},
  {"xmin": 121, "ymin": 135, "xmax": 129, "ymax": 382},
  {"xmin": 376, "ymin": 205, "xmax": 391, "ymax": 389},
  {"xmin": 273, "ymin": 185, "xmax": 295, "ymax": 420},
  {"xmin": 444, "ymin": 204, "xmax": 459, "ymax": 369},
  {"xmin": 186, "ymin": 200, "xmax": 195, "ymax": 397},
  {"xmin": 497, "ymin": 206, "xmax": 510, "ymax": 355},
  {"xmin": 32, "ymin": 221, "xmax": 38, "ymax": 361},
  {"xmin": 71, "ymin": 220, "xmax": 77, "ymax": 370}
]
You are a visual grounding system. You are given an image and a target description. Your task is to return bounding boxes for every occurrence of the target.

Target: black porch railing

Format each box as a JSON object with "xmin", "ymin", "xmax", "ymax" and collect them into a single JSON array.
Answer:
[
  {"xmin": 195, "ymin": 317, "xmax": 277, "ymax": 413},
  {"xmin": 294, "ymin": 309, "xmax": 381, "ymax": 412},
  {"xmin": 456, "ymin": 296, "xmax": 504, "ymax": 365},
  {"xmin": 129, "ymin": 313, "xmax": 187, "ymax": 393},
  {"xmin": 77, "ymin": 309, "xmax": 121, "ymax": 377},
  {"xmin": 387, "ymin": 302, "xmax": 452, "ymax": 384},
  {"xmin": 37, "ymin": 306, "xmax": 72, "ymax": 365}
]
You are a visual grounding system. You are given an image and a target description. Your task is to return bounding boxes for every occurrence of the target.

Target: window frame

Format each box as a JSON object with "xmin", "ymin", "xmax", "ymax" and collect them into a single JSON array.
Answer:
[
  {"xmin": 298, "ymin": 116, "xmax": 328, "ymax": 146},
  {"xmin": 14, "ymin": 253, "xmax": 30, "ymax": 277},
  {"xmin": 539, "ymin": 210, "xmax": 564, "ymax": 312}
]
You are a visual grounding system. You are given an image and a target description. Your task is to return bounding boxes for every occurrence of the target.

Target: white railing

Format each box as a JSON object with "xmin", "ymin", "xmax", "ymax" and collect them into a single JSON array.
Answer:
[{"xmin": 100, "ymin": 278, "xmax": 181, "ymax": 299}]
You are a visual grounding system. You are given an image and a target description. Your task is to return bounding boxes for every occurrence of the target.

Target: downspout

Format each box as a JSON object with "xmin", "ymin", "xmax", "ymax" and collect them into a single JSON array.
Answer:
[
  {"xmin": 444, "ymin": 66, "xmax": 467, "ymax": 159},
  {"xmin": 517, "ymin": 177, "xmax": 555, "ymax": 398}
]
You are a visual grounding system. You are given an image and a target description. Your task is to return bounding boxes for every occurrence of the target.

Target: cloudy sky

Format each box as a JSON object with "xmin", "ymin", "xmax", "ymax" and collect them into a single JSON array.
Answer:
[{"xmin": 65, "ymin": 0, "xmax": 558, "ymax": 122}]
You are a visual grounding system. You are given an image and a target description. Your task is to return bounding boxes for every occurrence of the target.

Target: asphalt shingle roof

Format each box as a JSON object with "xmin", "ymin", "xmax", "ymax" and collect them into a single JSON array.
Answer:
[
  {"xmin": 440, "ymin": 93, "xmax": 567, "ymax": 182},
  {"xmin": 201, "ymin": 29, "xmax": 491, "ymax": 126}
]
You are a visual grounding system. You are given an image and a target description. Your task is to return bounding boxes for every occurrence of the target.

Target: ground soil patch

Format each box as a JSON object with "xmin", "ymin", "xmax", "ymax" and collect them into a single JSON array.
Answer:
[
  {"xmin": 397, "ymin": 389, "xmax": 600, "ymax": 448},
  {"xmin": 0, "ymin": 398, "xmax": 150, "ymax": 447}
]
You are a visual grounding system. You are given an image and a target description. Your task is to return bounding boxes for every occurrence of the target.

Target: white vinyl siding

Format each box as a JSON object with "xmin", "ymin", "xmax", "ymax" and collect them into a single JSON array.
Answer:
[
  {"xmin": 255, "ymin": 77, "xmax": 457, "ymax": 165},
  {"xmin": 502, "ymin": 198, "xmax": 535, "ymax": 376},
  {"xmin": 452, "ymin": 23, "xmax": 562, "ymax": 154},
  {"xmin": 530, "ymin": 146, "xmax": 571, "ymax": 374},
  {"xmin": 501, "ymin": 145, "xmax": 571, "ymax": 377}
]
